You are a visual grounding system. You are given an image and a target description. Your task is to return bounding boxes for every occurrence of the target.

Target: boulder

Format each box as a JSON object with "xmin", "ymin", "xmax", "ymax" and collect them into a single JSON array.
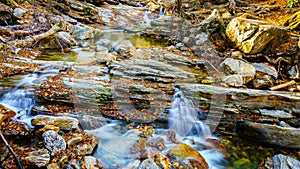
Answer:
[
  {"xmin": 26, "ymin": 149, "xmax": 50, "ymax": 167},
  {"xmin": 226, "ymin": 14, "xmax": 287, "ymax": 54},
  {"xmin": 169, "ymin": 143, "xmax": 208, "ymax": 169},
  {"xmin": 221, "ymin": 58, "xmax": 256, "ymax": 83},
  {"xmin": 31, "ymin": 115, "xmax": 79, "ymax": 130},
  {"xmin": 43, "ymin": 130, "xmax": 67, "ymax": 155},
  {"xmin": 63, "ymin": 130, "xmax": 98, "ymax": 156},
  {"xmin": 238, "ymin": 121, "xmax": 300, "ymax": 149},
  {"xmin": 261, "ymin": 154, "xmax": 300, "ymax": 169}
]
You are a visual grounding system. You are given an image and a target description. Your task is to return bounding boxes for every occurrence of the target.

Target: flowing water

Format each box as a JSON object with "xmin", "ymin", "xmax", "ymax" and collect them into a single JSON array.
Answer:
[
  {"xmin": 87, "ymin": 87, "xmax": 226, "ymax": 168},
  {"xmin": 0, "ymin": 64, "xmax": 59, "ymax": 126}
]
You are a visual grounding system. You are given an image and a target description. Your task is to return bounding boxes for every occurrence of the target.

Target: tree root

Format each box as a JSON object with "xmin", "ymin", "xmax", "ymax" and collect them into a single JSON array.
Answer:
[{"xmin": 0, "ymin": 130, "xmax": 23, "ymax": 169}]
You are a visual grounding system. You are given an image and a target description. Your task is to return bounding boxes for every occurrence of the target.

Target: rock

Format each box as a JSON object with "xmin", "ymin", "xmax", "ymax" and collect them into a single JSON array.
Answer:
[
  {"xmin": 72, "ymin": 26, "xmax": 103, "ymax": 40},
  {"xmin": 261, "ymin": 154, "xmax": 300, "ymax": 169},
  {"xmin": 132, "ymin": 49, "xmax": 151, "ymax": 60},
  {"xmin": 81, "ymin": 156, "xmax": 106, "ymax": 169},
  {"xmin": 175, "ymin": 42, "xmax": 188, "ymax": 51},
  {"xmin": 13, "ymin": 8, "xmax": 27, "ymax": 19},
  {"xmin": 43, "ymin": 130, "xmax": 67, "ymax": 155},
  {"xmin": 226, "ymin": 14, "xmax": 287, "ymax": 54},
  {"xmin": 63, "ymin": 130, "xmax": 98, "ymax": 156},
  {"xmin": 259, "ymin": 109, "xmax": 293, "ymax": 118},
  {"xmin": 26, "ymin": 149, "xmax": 50, "ymax": 167},
  {"xmin": 121, "ymin": 160, "xmax": 140, "ymax": 169},
  {"xmin": 284, "ymin": 11, "xmax": 300, "ymax": 30},
  {"xmin": 147, "ymin": 136, "xmax": 165, "ymax": 150},
  {"xmin": 253, "ymin": 74, "xmax": 274, "ymax": 89},
  {"xmin": 96, "ymin": 39, "xmax": 111, "ymax": 48},
  {"xmin": 96, "ymin": 46, "xmax": 109, "ymax": 53},
  {"xmin": 139, "ymin": 158, "xmax": 160, "ymax": 169},
  {"xmin": 78, "ymin": 115, "xmax": 107, "ymax": 130},
  {"xmin": 32, "ymin": 115, "xmax": 79, "ymax": 130},
  {"xmin": 145, "ymin": 2, "xmax": 160, "ymax": 12},
  {"xmin": 253, "ymin": 63, "xmax": 278, "ymax": 78},
  {"xmin": 0, "ymin": 104, "xmax": 16, "ymax": 123},
  {"xmin": 222, "ymin": 74, "xmax": 243, "ymax": 87},
  {"xmin": 231, "ymin": 51, "xmax": 243, "ymax": 59},
  {"xmin": 35, "ymin": 125, "xmax": 60, "ymax": 137},
  {"xmin": 170, "ymin": 143, "xmax": 208, "ymax": 169},
  {"xmin": 76, "ymin": 51, "xmax": 96, "ymax": 65},
  {"xmin": 221, "ymin": 58, "xmax": 256, "ymax": 83},
  {"xmin": 56, "ymin": 31, "xmax": 77, "ymax": 47},
  {"xmin": 95, "ymin": 52, "xmax": 116, "ymax": 63},
  {"xmin": 112, "ymin": 39, "xmax": 135, "ymax": 56},
  {"xmin": 238, "ymin": 121, "xmax": 300, "ymax": 149}
]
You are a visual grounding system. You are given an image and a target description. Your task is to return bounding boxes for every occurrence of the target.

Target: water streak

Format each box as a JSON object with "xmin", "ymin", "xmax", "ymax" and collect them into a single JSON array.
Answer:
[{"xmin": 0, "ymin": 65, "xmax": 59, "ymax": 125}]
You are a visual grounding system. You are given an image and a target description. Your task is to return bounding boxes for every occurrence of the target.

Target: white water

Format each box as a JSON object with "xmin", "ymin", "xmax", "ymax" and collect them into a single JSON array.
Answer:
[
  {"xmin": 0, "ymin": 65, "xmax": 59, "ymax": 126},
  {"xmin": 88, "ymin": 88, "xmax": 226, "ymax": 168}
]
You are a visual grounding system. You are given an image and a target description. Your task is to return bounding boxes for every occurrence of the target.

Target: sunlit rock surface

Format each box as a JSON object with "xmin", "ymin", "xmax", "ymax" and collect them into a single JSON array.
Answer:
[
  {"xmin": 43, "ymin": 130, "xmax": 67, "ymax": 155},
  {"xmin": 31, "ymin": 115, "xmax": 79, "ymax": 130},
  {"xmin": 226, "ymin": 14, "xmax": 287, "ymax": 54}
]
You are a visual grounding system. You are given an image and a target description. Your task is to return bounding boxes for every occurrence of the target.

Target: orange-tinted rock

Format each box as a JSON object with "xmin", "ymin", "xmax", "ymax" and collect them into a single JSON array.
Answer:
[
  {"xmin": 170, "ymin": 143, "xmax": 208, "ymax": 169},
  {"xmin": 35, "ymin": 125, "xmax": 60, "ymax": 137},
  {"xmin": 0, "ymin": 104, "xmax": 16, "ymax": 124}
]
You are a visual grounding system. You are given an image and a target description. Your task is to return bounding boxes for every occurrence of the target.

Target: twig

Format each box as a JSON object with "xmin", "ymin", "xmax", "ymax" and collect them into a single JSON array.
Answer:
[
  {"xmin": 270, "ymin": 80, "xmax": 296, "ymax": 91},
  {"xmin": 0, "ymin": 130, "xmax": 23, "ymax": 169}
]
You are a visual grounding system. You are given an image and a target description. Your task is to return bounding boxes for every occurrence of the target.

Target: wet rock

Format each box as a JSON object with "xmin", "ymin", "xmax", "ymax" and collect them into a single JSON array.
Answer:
[
  {"xmin": 95, "ymin": 52, "xmax": 116, "ymax": 63},
  {"xmin": 259, "ymin": 109, "xmax": 293, "ymax": 119},
  {"xmin": 238, "ymin": 121, "xmax": 300, "ymax": 149},
  {"xmin": 139, "ymin": 158, "xmax": 160, "ymax": 169},
  {"xmin": 96, "ymin": 39, "xmax": 111, "ymax": 48},
  {"xmin": 78, "ymin": 115, "xmax": 107, "ymax": 130},
  {"xmin": 222, "ymin": 74, "xmax": 243, "ymax": 87},
  {"xmin": 63, "ymin": 130, "xmax": 98, "ymax": 156},
  {"xmin": 221, "ymin": 58, "xmax": 256, "ymax": 83},
  {"xmin": 226, "ymin": 14, "xmax": 287, "ymax": 54},
  {"xmin": 81, "ymin": 156, "xmax": 106, "ymax": 169},
  {"xmin": 169, "ymin": 143, "xmax": 208, "ymax": 169},
  {"xmin": 0, "ymin": 103, "xmax": 16, "ymax": 123},
  {"xmin": 122, "ymin": 159, "xmax": 140, "ymax": 169},
  {"xmin": 26, "ymin": 149, "xmax": 50, "ymax": 167},
  {"xmin": 284, "ymin": 11, "xmax": 300, "ymax": 30},
  {"xmin": 253, "ymin": 63, "xmax": 278, "ymax": 78},
  {"xmin": 96, "ymin": 46, "xmax": 109, "ymax": 53},
  {"xmin": 43, "ymin": 130, "xmax": 67, "ymax": 155},
  {"xmin": 147, "ymin": 136, "xmax": 166, "ymax": 150},
  {"xmin": 32, "ymin": 115, "xmax": 79, "ymax": 130},
  {"xmin": 72, "ymin": 26, "xmax": 103, "ymax": 40},
  {"xmin": 112, "ymin": 39, "xmax": 135, "ymax": 56},
  {"xmin": 261, "ymin": 154, "xmax": 300, "ymax": 169},
  {"xmin": 253, "ymin": 74, "xmax": 274, "ymax": 89}
]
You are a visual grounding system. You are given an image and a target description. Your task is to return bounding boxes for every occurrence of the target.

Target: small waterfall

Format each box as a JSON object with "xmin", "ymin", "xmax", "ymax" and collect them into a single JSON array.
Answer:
[
  {"xmin": 0, "ymin": 64, "xmax": 59, "ymax": 125},
  {"xmin": 168, "ymin": 87, "xmax": 226, "ymax": 169},
  {"xmin": 168, "ymin": 88, "xmax": 212, "ymax": 139}
]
